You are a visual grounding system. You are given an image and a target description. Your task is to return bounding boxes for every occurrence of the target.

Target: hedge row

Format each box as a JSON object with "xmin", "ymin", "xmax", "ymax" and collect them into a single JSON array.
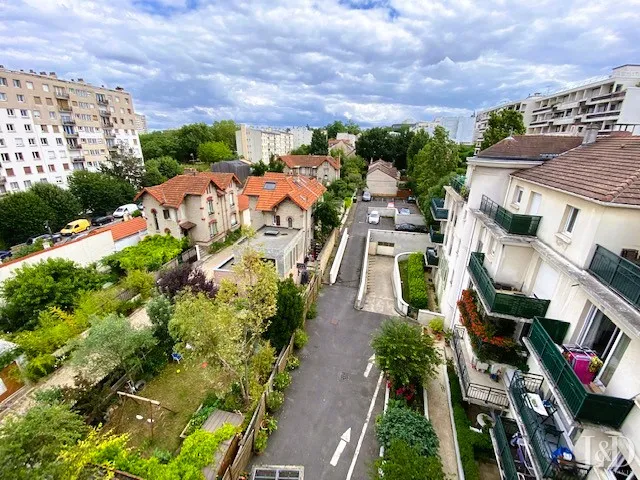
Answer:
[{"xmin": 407, "ymin": 253, "xmax": 428, "ymax": 309}]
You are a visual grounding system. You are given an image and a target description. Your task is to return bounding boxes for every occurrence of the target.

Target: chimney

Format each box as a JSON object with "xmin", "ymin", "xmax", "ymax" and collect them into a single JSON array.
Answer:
[
  {"xmin": 40, "ymin": 71, "xmax": 46, "ymax": 75},
  {"xmin": 49, "ymin": 72, "xmax": 57, "ymax": 78},
  {"xmin": 77, "ymin": 78, "xmax": 84, "ymax": 82},
  {"xmin": 582, "ymin": 125, "xmax": 599, "ymax": 145}
]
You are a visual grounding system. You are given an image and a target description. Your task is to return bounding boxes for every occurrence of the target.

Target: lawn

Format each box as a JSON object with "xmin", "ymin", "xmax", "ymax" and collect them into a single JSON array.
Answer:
[{"xmin": 104, "ymin": 358, "xmax": 217, "ymax": 455}]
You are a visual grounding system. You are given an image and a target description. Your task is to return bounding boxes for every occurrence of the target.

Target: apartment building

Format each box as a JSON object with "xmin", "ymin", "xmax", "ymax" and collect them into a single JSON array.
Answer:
[
  {"xmin": 134, "ymin": 113, "xmax": 148, "ymax": 134},
  {"xmin": 473, "ymin": 64, "xmax": 640, "ymax": 154},
  {"xmin": 433, "ymin": 132, "xmax": 640, "ymax": 479},
  {"xmin": 279, "ymin": 155, "xmax": 341, "ymax": 184},
  {"xmin": 0, "ymin": 66, "xmax": 142, "ymax": 194},
  {"xmin": 135, "ymin": 171, "xmax": 242, "ymax": 245},
  {"xmin": 289, "ymin": 126, "xmax": 313, "ymax": 148},
  {"xmin": 235, "ymin": 124, "xmax": 294, "ymax": 164},
  {"xmin": 410, "ymin": 117, "xmax": 475, "ymax": 144}
]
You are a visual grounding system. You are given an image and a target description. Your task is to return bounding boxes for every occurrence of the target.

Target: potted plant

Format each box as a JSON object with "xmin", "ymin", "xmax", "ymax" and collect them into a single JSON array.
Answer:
[
  {"xmin": 429, "ymin": 317, "xmax": 445, "ymax": 340},
  {"xmin": 254, "ymin": 429, "xmax": 268, "ymax": 454}
]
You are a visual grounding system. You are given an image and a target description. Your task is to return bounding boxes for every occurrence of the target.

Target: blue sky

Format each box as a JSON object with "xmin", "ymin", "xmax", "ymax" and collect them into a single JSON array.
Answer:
[{"xmin": 2, "ymin": 0, "xmax": 639, "ymax": 130}]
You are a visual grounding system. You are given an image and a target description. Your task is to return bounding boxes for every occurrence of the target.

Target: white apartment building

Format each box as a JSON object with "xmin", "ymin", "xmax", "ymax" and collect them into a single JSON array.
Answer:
[
  {"xmin": 433, "ymin": 132, "xmax": 640, "ymax": 479},
  {"xmin": 289, "ymin": 126, "xmax": 313, "ymax": 148},
  {"xmin": 0, "ymin": 66, "xmax": 143, "ymax": 194},
  {"xmin": 409, "ymin": 116, "xmax": 475, "ymax": 143},
  {"xmin": 473, "ymin": 64, "xmax": 640, "ymax": 154},
  {"xmin": 235, "ymin": 124, "xmax": 294, "ymax": 164},
  {"xmin": 135, "ymin": 113, "xmax": 148, "ymax": 134}
]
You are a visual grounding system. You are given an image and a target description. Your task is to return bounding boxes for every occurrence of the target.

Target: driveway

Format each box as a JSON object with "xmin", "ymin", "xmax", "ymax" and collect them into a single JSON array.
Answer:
[{"xmin": 251, "ymin": 198, "xmax": 391, "ymax": 479}]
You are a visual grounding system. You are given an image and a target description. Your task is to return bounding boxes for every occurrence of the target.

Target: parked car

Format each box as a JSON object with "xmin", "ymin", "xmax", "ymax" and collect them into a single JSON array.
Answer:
[
  {"xmin": 362, "ymin": 191, "xmax": 371, "ymax": 202},
  {"xmin": 395, "ymin": 223, "xmax": 428, "ymax": 233},
  {"xmin": 368, "ymin": 211, "xmax": 380, "ymax": 224},
  {"xmin": 91, "ymin": 215, "xmax": 115, "ymax": 226},
  {"xmin": 399, "ymin": 208, "xmax": 411, "ymax": 215},
  {"xmin": 113, "ymin": 203, "xmax": 139, "ymax": 218},
  {"xmin": 61, "ymin": 219, "xmax": 90, "ymax": 236},
  {"xmin": 407, "ymin": 196, "xmax": 417, "ymax": 204},
  {"xmin": 26, "ymin": 233, "xmax": 62, "ymax": 245},
  {"xmin": 0, "ymin": 250, "xmax": 12, "ymax": 261}
]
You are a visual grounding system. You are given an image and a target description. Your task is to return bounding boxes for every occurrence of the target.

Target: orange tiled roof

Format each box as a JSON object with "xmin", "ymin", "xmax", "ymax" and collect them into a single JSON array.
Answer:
[
  {"xmin": 134, "ymin": 172, "xmax": 239, "ymax": 208},
  {"xmin": 238, "ymin": 194, "xmax": 249, "ymax": 212},
  {"xmin": 93, "ymin": 217, "xmax": 147, "ymax": 241},
  {"xmin": 242, "ymin": 172, "xmax": 326, "ymax": 211},
  {"xmin": 279, "ymin": 155, "xmax": 340, "ymax": 170}
]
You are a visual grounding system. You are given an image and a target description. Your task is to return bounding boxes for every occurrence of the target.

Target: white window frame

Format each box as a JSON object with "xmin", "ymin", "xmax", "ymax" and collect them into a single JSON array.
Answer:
[
  {"xmin": 562, "ymin": 206, "xmax": 579, "ymax": 235},
  {"xmin": 512, "ymin": 186, "xmax": 524, "ymax": 206}
]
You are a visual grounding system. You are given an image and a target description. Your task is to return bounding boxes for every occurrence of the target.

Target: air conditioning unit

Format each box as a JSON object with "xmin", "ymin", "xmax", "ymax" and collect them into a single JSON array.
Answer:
[{"xmin": 264, "ymin": 230, "xmax": 280, "ymax": 236}]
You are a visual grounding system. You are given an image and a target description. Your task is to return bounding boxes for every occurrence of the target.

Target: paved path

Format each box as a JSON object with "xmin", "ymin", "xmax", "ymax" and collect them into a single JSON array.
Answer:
[
  {"xmin": 362, "ymin": 255, "xmax": 396, "ymax": 317},
  {"xmin": 251, "ymin": 199, "xmax": 391, "ymax": 479}
]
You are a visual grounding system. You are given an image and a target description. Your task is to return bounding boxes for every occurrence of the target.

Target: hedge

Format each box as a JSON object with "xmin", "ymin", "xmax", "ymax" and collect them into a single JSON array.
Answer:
[{"xmin": 407, "ymin": 253, "xmax": 428, "ymax": 309}]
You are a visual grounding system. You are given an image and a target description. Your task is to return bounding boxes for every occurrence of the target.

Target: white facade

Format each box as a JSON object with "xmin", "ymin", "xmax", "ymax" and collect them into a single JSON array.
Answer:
[
  {"xmin": 289, "ymin": 126, "xmax": 313, "ymax": 148},
  {"xmin": 336, "ymin": 132, "xmax": 358, "ymax": 144},
  {"xmin": 235, "ymin": 124, "xmax": 294, "ymax": 164},
  {"xmin": 134, "ymin": 113, "xmax": 148, "ymax": 134},
  {"xmin": 436, "ymin": 144, "xmax": 640, "ymax": 479},
  {"xmin": 473, "ymin": 65, "xmax": 640, "ymax": 154},
  {"xmin": 0, "ymin": 67, "xmax": 143, "ymax": 194},
  {"xmin": 409, "ymin": 117, "xmax": 475, "ymax": 143}
]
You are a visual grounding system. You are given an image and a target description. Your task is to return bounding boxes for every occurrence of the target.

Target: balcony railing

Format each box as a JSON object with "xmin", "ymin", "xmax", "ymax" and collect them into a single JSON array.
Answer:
[
  {"xmin": 71, "ymin": 156, "xmax": 85, "ymax": 163},
  {"xmin": 55, "ymin": 92, "xmax": 69, "ymax": 99},
  {"xmin": 588, "ymin": 244, "xmax": 640, "ymax": 310},
  {"xmin": 430, "ymin": 197, "xmax": 448, "ymax": 220},
  {"xmin": 62, "ymin": 118, "xmax": 75, "ymax": 125},
  {"xmin": 58, "ymin": 107, "xmax": 72, "ymax": 113},
  {"xmin": 479, "ymin": 195, "xmax": 542, "ymax": 236},
  {"xmin": 468, "ymin": 252, "xmax": 550, "ymax": 319},
  {"xmin": 429, "ymin": 225, "xmax": 444, "ymax": 244},
  {"xmin": 527, "ymin": 318, "xmax": 634, "ymax": 428},
  {"xmin": 99, "ymin": 110, "xmax": 110, "ymax": 117},
  {"xmin": 492, "ymin": 416, "xmax": 520, "ymax": 480},
  {"xmin": 451, "ymin": 175, "xmax": 468, "ymax": 199},
  {"xmin": 509, "ymin": 371, "xmax": 592, "ymax": 479},
  {"xmin": 426, "ymin": 247, "xmax": 439, "ymax": 266},
  {"xmin": 97, "ymin": 99, "xmax": 109, "ymax": 106},
  {"xmin": 64, "ymin": 131, "xmax": 78, "ymax": 138}
]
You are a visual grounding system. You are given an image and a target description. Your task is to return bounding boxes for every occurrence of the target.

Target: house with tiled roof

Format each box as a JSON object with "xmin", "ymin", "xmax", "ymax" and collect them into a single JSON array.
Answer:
[
  {"xmin": 134, "ymin": 171, "xmax": 242, "ymax": 245},
  {"xmin": 366, "ymin": 160, "xmax": 399, "ymax": 196},
  {"xmin": 433, "ymin": 131, "xmax": 640, "ymax": 480},
  {"xmin": 92, "ymin": 216, "xmax": 148, "ymax": 251},
  {"xmin": 241, "ymin": 172, "xmax": 326, "ymax": 276},
  {"xmin": 328, "ymin": 138, "xmax": 356, "ymax": 159},
  {"xmin": 278, "ymin": 155, "xmax": 341, "ymax": 184}
]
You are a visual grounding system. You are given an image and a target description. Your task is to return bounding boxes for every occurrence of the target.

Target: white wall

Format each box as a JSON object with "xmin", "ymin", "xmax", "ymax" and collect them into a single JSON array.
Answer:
[{"xmin": 366, "ymin": 169, "xmax": 397, "ymax": 196}]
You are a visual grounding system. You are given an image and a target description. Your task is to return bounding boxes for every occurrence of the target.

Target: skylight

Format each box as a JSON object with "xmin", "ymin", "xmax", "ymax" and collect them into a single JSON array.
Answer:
[{"xmin": 264, "ymin": 181, "xmax": 276, "ymax": 190}]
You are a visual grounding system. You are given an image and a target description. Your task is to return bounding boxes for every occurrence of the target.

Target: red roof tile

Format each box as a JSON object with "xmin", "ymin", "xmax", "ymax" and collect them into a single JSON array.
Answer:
[
  {"xmin": 238, "ymin": 194, "xmax": 249, "ymax": 212},
  {"xmin": 478, "ymin": 135, "xmax": 583, "ymax": 160},
  {"xmin": 279, "ymin": 155, "xmax": 340, "ymax": 170},
  {"xmin": 242, "ymin": 172, "xmax": 326, "ymax": 211},
  {"xmin": 513, "ymin": 134, "xmax": 640, "ymax": 206},
  {"xmin": 134, "ymin": 172, "xmax": 239, "ymax": 208},
  {"xmin": 368, "ymin": 160, "xmax": 398, "ymax": 179},
  {"xmin": 93, "ymin": 217, "xmax": 147, "ymax": 241}
]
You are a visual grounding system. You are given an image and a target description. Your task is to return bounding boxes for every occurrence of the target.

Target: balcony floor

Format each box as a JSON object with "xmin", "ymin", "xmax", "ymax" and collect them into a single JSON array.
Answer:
[{"xmin": 471, "ymin": 209, "xmax": 536, "ymax": 245}]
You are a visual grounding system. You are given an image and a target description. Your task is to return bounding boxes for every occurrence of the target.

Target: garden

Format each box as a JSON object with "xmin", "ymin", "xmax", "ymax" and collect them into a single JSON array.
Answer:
[
  {"xmin": 398, "ymin": 252, "xmax": 438, "ymax": 312},
  {"xmin": 370, "ymin": 318, "xmax": 446, "ymax": 479}
]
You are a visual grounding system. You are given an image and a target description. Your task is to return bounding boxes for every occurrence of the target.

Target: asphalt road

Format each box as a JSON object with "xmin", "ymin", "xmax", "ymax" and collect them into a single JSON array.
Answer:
[{"xmin": 251, "ymin": 198, "xmax": 398, "ymax": 479}]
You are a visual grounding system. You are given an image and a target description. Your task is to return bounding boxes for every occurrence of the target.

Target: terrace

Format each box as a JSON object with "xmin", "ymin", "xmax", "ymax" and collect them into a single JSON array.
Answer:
[
  {"xmin": 588, "ymin": 244, "xmax": 640, "ymax": 311},
  {"xmin": 430, "ymin": 197, "xmax": 449, "ymax": 221},
  {"xmin": 479, "ymin": 195, "xmax": 541, "ymax": 236},
  {"xmin": 429, "ymin": 225, "xmax": 444, "ymax": 244}
]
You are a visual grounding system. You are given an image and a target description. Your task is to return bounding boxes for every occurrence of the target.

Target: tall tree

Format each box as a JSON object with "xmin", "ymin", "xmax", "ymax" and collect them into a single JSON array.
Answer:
[
  {"xmin": 389, "ymin": 126, "xmax": 414, "ymax": 170},
  {"xmin": 139, "ymin": 130, "xmax": 179, "ymax": 160},
  {"xmin": 290, "ymin": 144, "xmax": 311, "ymax": 155},
  {"xmin": 251, "ymin": 161, "xmax": 269, "ymax": 176},
  {"xmin": 265, "ymin": 277, "xmax": 304, "ymax": 351},
  {"xmin": 345, "ymin": 120, "xmax": 361, "ymax": 135},
  {"xmin": 68, "ymin": 171, "xmax": 136, "ymax": 215},
  {"xmin": 406, "ymin": 129, "xmax": 430, "ymax": 177},
  {"xmin": 314, "ymin": 195, "xmax": 341, "ymax": 240},
  {"xmin": 412, "ymin": 126, "xmax": 458, "ymax": 198},
  {"xmin": 309, "ymin": 129, "xmax": 329, "ymax": 155},
  {"xmin": 326, "ymin": 120, "xmax": 346, "ymax": 140},
  {"xmin": 355, "ymin": 127, "xmax": 392, "ymax": 161},
  {"xmin": 142, "ymin": 156, "xmax": 183, "ymax": 187},
  {"xmin": 197, "ymin": 141, "xmax": 234, "ymax": 164},
  {"xmin": 30, "ymin": 183, "xmax": 82, "ymax": 233},
  {"xmin": 176, "ymin": 123, "xmax": 216, "ymax": 162},
  {"xmin": 480, "ymin": 109, "xmax": 525, "ymax": 151},
  {"xmin": 0, "ymin": 191, "xmax": 55, "ymax": 246},
  {"xmin": 457, "ymin": 144, "xmax": 475, "ymax": 166},
  {"xmin": 210, "ymin": 120, "xmax": 238, "ymax": 151},
  {"xmin": 101, "ymin": 147, "xmax": 145, "ymax": 188}
]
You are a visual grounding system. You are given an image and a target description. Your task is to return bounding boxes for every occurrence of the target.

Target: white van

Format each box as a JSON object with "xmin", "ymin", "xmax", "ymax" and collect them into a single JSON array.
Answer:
[{"xmin": 113, "ymin": 203, "xmax": 139, "ymax": 218}]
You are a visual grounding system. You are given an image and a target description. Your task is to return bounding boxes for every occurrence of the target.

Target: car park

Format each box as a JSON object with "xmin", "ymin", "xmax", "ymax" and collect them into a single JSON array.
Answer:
[
  {"xmin": 113, "ymin": 203, "xmax": 139, "ymax": 218},
  {"xmin": 395, "ymin": 223, "xmax": 428, "ymax": 232},
  {"xmin": 399, "ymin": 208, "xmax": 411, "ymax": 215},
  {"xmin": 91, "ymin": 215, "xmax": 115, "ymax": 226},
  {"xmin": 367, "ymin": 210, "xmax": 380, "ymax": 224},
  {"xmin": 362, "ymin": 191, "xmax": 371, "ymax": 202},
  {"xmin": 407, "ymin": 196, "xmax": 416, "ymax": 204},
  {"xmin": 61, "ymin": 219, "xmax": 91, "ymax": 236}
]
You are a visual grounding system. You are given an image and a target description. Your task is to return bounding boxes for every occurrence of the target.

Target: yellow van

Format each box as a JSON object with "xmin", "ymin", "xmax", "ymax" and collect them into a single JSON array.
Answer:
[{"xmin": 60, "ymin": 219, "xmax": 90, "ymax": 236}]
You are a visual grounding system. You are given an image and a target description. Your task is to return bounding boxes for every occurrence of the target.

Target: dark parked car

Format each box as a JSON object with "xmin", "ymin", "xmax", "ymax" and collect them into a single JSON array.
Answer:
[
  {"xmin": 407, "ymin": 196, "xmax": 416, "ymax": 204},
  {"xmin": 395, "ymin": 223, "xmax": 428, "ymax": 233},
  {"xmin": 91, "ymin": 215, "xmax": 115, "ymax": 227},
  {"xmin": 0, "ymin": 250, "xmax": 12, "ymax": 261},
  {"xmin": 26, "ymin": 233, "xmax": 62, "ymax": 245}
]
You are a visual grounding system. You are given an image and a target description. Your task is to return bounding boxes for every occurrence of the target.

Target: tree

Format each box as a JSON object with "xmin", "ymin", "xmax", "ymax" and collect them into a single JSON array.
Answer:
[
  {"xmin": 0, "ymin": 258, "xmax": 106, "ymax": 332},
  {"xmin": 0, "ymin": 403, "xmax": 89, "ymax": 480},
  {"xmin": 265, "ymin": 277, "xmax": 304, "ymax": 351},
  {"xmin": 30, "ymin": 183, "xmax": 82, "ymax": 233},
  {"xmin": 141, "ymin": 165, "xmax": 166, "ymax": 187},
  {"xmin": 412, "ymin": 126, "xmax": 458, "ymax": 199},
  {"xmin": 371, "ymin": 318, "xmax": 441, "ymax": 385},
  {"xmin": 389, "ymin": 126, "xmax": 414, "ymax": 170},
  {"xmin": 157, "ymin": 263, "xmax": 218, "ymax": 299},
  {"xmin": 198, "ymin": 141, "xmax": 234, "ymax": 164},
  {"xmin": 269, "ymin": 158, "xmax": 285, "ymax": 173},
  {"xmin": 177, "ymin": 123, "xmax": 216, "ymax": 162},
  {"xmin": 314, "ymin": 196, "xmax": 341, "ymax": 239},
  {"xmin": 68, "ymin": 171, "xmax": 136, "ymax": 215},
  {"xmin": 146, "ymin": 295, "xmax": 175, "ymax": 354},
  {"xmin": 71, "ymin": 313, "xmax": 157, "ymax": 378},
  {"xmin": 480, "ymin": 109, "xmax": 525, "ymax": 151},
  {"xmin": 210, "ymin": 119, "xmax": 238, "ymax": 151},
  {"xmin": 375, "ymin": 404, "xmax": 440, "ymax": 458},
  {"xmin": 309, "ymin": 129, "xmax": 328, "ymax": 155},
  {"xmin": 139, "ymin": 130, "xmax": 179, "ymax": 160},
  {"xmin": 290, "ymin": 144, "xmax": 311, "ymax": 155},
  {"xmin": 326, "ymin": 120, "xmax": 346, "ymax": 140},
  {"xmin": 100, "ymin": 146, "xmax": 145, "ymax": 188},
  {"xmin": 0, "ymin": 191, "xmax": 55, "ymax": 246},
  {"xmin": 406, "ymin": 129, "xmax": 430, "ymax": 177},
  {"xmin": 355, "ymin": 127, "xmax": 392, "ymax": 161},
  {"xmin": 327, "ymin": 179, "xmax": 353, "ymax": 200},
  {"xmin": 142, "ymin": 156, "xmax": 183, "ymax": 187},
  {"xmin": 252, "ymin": 160, "xmax": 269, "ymax": 176},
  {"xmin": 345, "ymin": 120, "xmax": 361, "ymax": 135},
  {"xmin": 373, "ymin": 439, "xmax": 445, "ymax": 480},
  {"xmin": 170, "ymin": 247, "xmax": 278, "ymax": 403}
]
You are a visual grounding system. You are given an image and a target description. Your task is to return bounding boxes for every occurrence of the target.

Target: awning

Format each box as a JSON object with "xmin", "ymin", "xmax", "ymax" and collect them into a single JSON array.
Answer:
[{"xmin": 179, "ymin": 221, "xmax": 196, "ymax": 230}]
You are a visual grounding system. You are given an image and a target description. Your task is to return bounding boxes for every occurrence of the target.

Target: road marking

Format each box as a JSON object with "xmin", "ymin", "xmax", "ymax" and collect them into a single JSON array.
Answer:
[
  {"xmin": 363, "ymin": 354, "xmax": 375, "ymax": 378},
  {"xmin": 346, "ymin": 371, "xmax": 384, "ymax": 480},
  {"xmin": 329, "ymin": 428, "xmax": 351, "ymax": 466}
]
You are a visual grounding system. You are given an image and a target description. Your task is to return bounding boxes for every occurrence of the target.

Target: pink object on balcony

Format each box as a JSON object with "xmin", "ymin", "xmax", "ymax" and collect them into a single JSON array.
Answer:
[{"xmin": 563, "ymin": 346, "xmax": 597, "ymax": 385}]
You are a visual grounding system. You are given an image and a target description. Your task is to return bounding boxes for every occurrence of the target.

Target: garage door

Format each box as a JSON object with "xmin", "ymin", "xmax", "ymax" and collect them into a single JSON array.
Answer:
[{"xmin": 532, "ymin": 261, "xmax": 559, "ymax": 300}]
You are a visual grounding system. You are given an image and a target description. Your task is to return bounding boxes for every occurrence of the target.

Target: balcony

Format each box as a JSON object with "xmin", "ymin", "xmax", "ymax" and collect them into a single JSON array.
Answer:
[
  {"xmin": 99, "ymin": 110, "xmax": 111, "ymax": 117},
  {"xmin": 0, "ymin": 176, "xmax": 6, "ymax": 184},
  {"xmin": 430, "ymin": 197, "xmax": 448, "ymax": 220},
  {"xmin": 105, "ymin": 131, "xmax": 115, "ymax": 138},
  {"xmin": 62, "ymin": 118, "xmax": 75, "ymax": 125},
  {"xmin": 429, "ymin": 225, "xmax": 444, "ymax": 244},
  {"xmin": 479, "ymin": 195, "xmax": 542, "ymax": 236},
  {"xmin": 508, "ymin": 371, "xmax": 592, "ymax": 479},
  {"xmin": 525, "ymin": 318, "xmax": 634, "ymax": 428},
  {"xmin": 426, "ymin": 247, "xmax": 439, "ymax": 266},
  {"xmin": 468, "ymin": 252, "xmax": 550, "ymax": 319},
  {"xmin": 58, "ymin": 106, "xmax": 72, "ymax": 113},
  {"xmin": 71, "ymin": 156, "xmax": 85, "ymax": 163},
  {"xmin": 588, "ymin": 245, "xmax": 640, "ymax": 310},
  {"xmin": 55, "ymin": 91, "xmax": 69, "ymax": 99},
  {"xmin": 64, "ymin": 131, "xmax": 78, "ymax": 138},
  {"xmin": 97, "ymin": 98, "xmax": 109, "ymax": 106},
  {"xmin": 69, "ymin": 144, "xmax": 82, "ymax": 150},
  {"xmin": 585, "ymin": 110, "xmax": 621, "ymax": 120},
  {"xmin": 492, "ymin": 416, "xmax": 532, "ymax": 480},
  {"xmin": 589, "ymin": 91, "xmax": 626, "ymax": 102},
  {"xmin": 450, "ymin": 175, "xmax": 468, "ymax": 199}
]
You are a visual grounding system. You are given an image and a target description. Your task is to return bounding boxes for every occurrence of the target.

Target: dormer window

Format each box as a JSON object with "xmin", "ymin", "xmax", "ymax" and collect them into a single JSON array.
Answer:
[{"xmin": 264, "ymin": 181, "xmax": 276, "ymax": 190}]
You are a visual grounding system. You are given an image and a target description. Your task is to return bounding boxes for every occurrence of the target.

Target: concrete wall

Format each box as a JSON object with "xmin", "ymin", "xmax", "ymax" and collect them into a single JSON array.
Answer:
[
  {"xmin": 366, "ymin": 169, "xmax": 397, "ymax": 196},
  {"xmin": 369, "ymin": 229, "xmax": 431, "ymax": 256},
  {"xmin": 114, "ymin": 231, "xmax": 147, "ymax": 252}
]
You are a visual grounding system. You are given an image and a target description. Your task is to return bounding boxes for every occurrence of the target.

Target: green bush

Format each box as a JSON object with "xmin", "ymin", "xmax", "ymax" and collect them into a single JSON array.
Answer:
[
  {"xmin": 306, "ymin": 302, "xmax": 317, "ymax": 319},
  {"xmin": 286, "ymin": 355, "xmax": 300, "ymax": 371},
  {"xmin": 251, "ymin": 342, "xmax": 276, "ymax": 384},
  {"xmin": 209, "ymin": 228, "xmax": 243, "ymax": 254},
  {"xmin": 407, "ymin": 253, "xmax": 428, "ymax": 309},
  {"xmin": 254, "ymin": 429, "xmax": 268, "ymax": 454},
  {"xmin": 375, "ymin": 404, "xmax": 439, "ymax": 458},
  {"xmin": 293, "ymin": 329, "xmax": 308, "ymax": 350},
  {"xmin": 273, "ymin": 371, "xmax": 292, "ymax": 391},
  {"xmin": 103, "ymin": 235, "xmax": 187, "ymax": 274},
  {"xmin": 122, "ymin": 270, "xmax": 155, "ymax": 299},
  {"xmin": 373, "ymin": 438, "xmax": 445, "ymax": 480},
  {"xmin": 24, "ymin": 353, "xmax": 57, "ymax": 381},
  {"xmin": 429, "ymin": 317, "xmax": 444, "ymax": 334},
  {"xmin": 266, "ymin": 390, "xmax": 284, "ymax": 412}
]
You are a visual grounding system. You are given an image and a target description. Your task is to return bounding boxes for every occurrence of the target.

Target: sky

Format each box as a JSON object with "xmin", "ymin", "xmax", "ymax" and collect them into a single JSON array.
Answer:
[{"xmin": 2, "ymin": 0, "xmax": 639, "ymax": 131}]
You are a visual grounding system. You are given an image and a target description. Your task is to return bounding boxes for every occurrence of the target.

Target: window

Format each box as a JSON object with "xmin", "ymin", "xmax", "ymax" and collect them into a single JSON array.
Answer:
[
  {"xmin": 0, "ymin": 93, "xmax": 6, "ymax": 101},
  {"xmin": 0, "ymin": 139, "xmax": 4, "ymax": 147},
  {"xmin": 207, "ymin": 199, "xmax": 214, "ymax": 214},
  {"xmin": 56, "ymin": 138, "xmax": 63, "ymax": 145},
  {"xmin": 229, "ymin": 193, "xmax": 235, "ymax": 206},
  {"xmin": 49, "ymin": 111, "xmax": 56, "ymax": 119},
  {"xmin": 0, "ymin": 77, "xmax": 6, "ymax": 86},
  {"xmin": 27, "ymin": 138, "xmax": 35, "ymax": 146},
  {"xmin": 36, "ymin": 165, "xmax": 44, "ymax": 173},
  {"xmin": 41, "ymin": 124, "xmax": 48, "ymax": 133},
  {"xmin": 231, "ymin": 213, "xmax": 238, "ymax": 226},
  {"xmin": 52, "ymin": 125, "xmax": 59, "ymax": 133},
  {"xmin": 562, "ymin": 206, "xmax": 579, "ymax": 235},
  {"xmin": 209, "ymin": 221, "xmax": 218, "ymax": 238},
  {"xmin": 15, "ymin": 152, "xmax": 23, "ymax": 161},
  {"xmin": 6, "ymin": 124, "xmax": 14, "ymax": 131},
  {"xmin": 15, "ymin": 138, "xmax": 24, "ymax": 147},
  {"xmin": 512, "ymin": 186, "xmax": 524, "ymax": 205},
  {"xmin": 274, "ymin": 215, "xmax": 281, "ymax": 226},
  {"xmin": 32, "ymin": 110, "xmax": 40, "ymax": 118},
  {"xmin": 63, "ymin": 163, "xmax": 69, "ymax": 170},
  {"xmin": 26, "ymin": 81, "xmax": 33, "ymax": 90},
  {"xmin": 0, "ymin": 153, "xmax": 9, "ymax": 161},
  {"xmin": 24, "ymin": 180, "xmax": 32, "ymax": 188},
  {"xmin": 34, "ymin": 96, "xmax": 42, "ymax": 104},
  {"xmin": 48, "ymin": 164, "xmax": 55, "ymax": 172},
  {"xmin": 23, "ymin": 166, "xmax": 31, "ymax": 174},
  {"xmin": 20, "ymin": 109, "xmax": 28, "ymax": 117},
  {"xmin": 287, "ymin": 217, "xmax": 293, "ymax": 228},
  {"xmin": 6, "ymin": 109, "xmax": 14, "ymax": 116},
  {"xmin": 48, "ymin": 151, "xmax": 55, "ymax": 159},
  {"xmin": 5, "ymin": 168, "xmax": 14, "ymax": 176},
  {"xmin": 33, "ymin": 152, "xmax": 40, "ymax": 159},
  {"xmin": 163, "ymin": 209, "xmax": 171, "ymax": 220},
  {"xmin": 608, "ymin": 453, "xmax": 636, "ymax": 480},
  {"xmin": 46, "ymin": 98, "xmax": 53, "ymax": 106},
  {"xmin": 24, "ymin": 124, "xmax": 31, "ymax": 132},
  {"xmin": 16, "ymin": 94, "xmax": 24, "ymax": 102},
  {"xmin": 12, "ymin": 79, "xmax": 21, "ymax": 88},
  {"xmin": 42, "ymin": 84, "xmax": 49, "ymax": 92},
  {"xmin": 10, "ymin": 181, "xmax": 18, "ymax": 190},
  {"xmin": 41, "ymin": 138, "xmax": 48, "ymax": 146}
]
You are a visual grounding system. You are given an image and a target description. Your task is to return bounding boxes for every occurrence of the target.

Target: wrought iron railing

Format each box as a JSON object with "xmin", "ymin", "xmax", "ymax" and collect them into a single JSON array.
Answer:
[
  {"xmin": 426, "ymin": 248, "xmax": 439, "ymax": 266},
  {"xmin": 479, "ymin": 195, "xmax": 541, "ymax": 236},
  {"xmin": 451, "ymin": 176, "xmax": 468, "ymax": 198},
  {"xmin": 430, "ymin": 197, "xmax": 449, "ymax": 220},
  {"xmin": 430, "ymin": 225, "xmax": 444, "ymax": 244},
  {"xmin": 588, "ymin": 244, "xmax": 640, "ymax": 310},
  {"xmin": 493, "ymin": 416, "xmax": 520, "ymax": 480}
]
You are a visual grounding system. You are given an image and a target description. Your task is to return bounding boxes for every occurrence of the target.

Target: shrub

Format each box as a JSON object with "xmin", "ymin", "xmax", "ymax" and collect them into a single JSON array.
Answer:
[
  {"xmin": 103, "ymin": 235, "xmax": 186, "ymax": 274},
  {"xmin": 266, "ymin": 390, "xmax": 284, "ymax": 412},
  {"xmin": 265, "ymin": 278, "xmax": 304, "ymax": 351},
  {"xmin": 261, "ymin": 415, "xmax": 278, "ymax": 435},
  {"xmin": 157, "ymin": 264, "xmax": 218, "ymax": 299},
  {"xmin": 13, "ymin": 307, "xmax": 83, "ymax": 359},
  {"xmin": 306, "ymin": 302, "xmax": 317, "ymax": 319},
  {"xmin": 286, "ymin": 355, "xmax": 300, "ymax": 371},
  {"xmin": 209, "ymin": 228, "xmax": 243, "ymax": 254},
  {"xmin": 407, "ymin": 253, "xmax": 428, "ymax": 309},
  {"xmin": 122, "ymin": 270, "xmax": 155, "ymax": 299},
  {"xmin": 251, "ymin": 342, "xmax": 276, "ymax": 384},
  {"xmin": 375, "ymin": 404, "xmax": 439, "ymax": 458},
  {"xmin": 429, "ymin": 317, "xmax": 444, "ymax": 335},
  {"xmin": 254, "ymin": 429, "xmax": 268, "ymax": 454},
  {"xmin": 73, "ymin": 288, "xmax": 123, "ymax": 325},
  {"xmin": 184, "ymin": 399, "xmax": 220, "ymax": 436},
  {"xmin": 293, "ymin": 329, "xmax": 308, "ymax": 350},
  {"xmin": 373, "ymin": 438, "xmax": 445, "ymax": 480},
  {"xmin": 273, "ymin": 371, "xmax": 292, "ymax": 391},
  {"xmin": 24, "ymin": 353, "xmax": 57, "ymax": 381}
]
